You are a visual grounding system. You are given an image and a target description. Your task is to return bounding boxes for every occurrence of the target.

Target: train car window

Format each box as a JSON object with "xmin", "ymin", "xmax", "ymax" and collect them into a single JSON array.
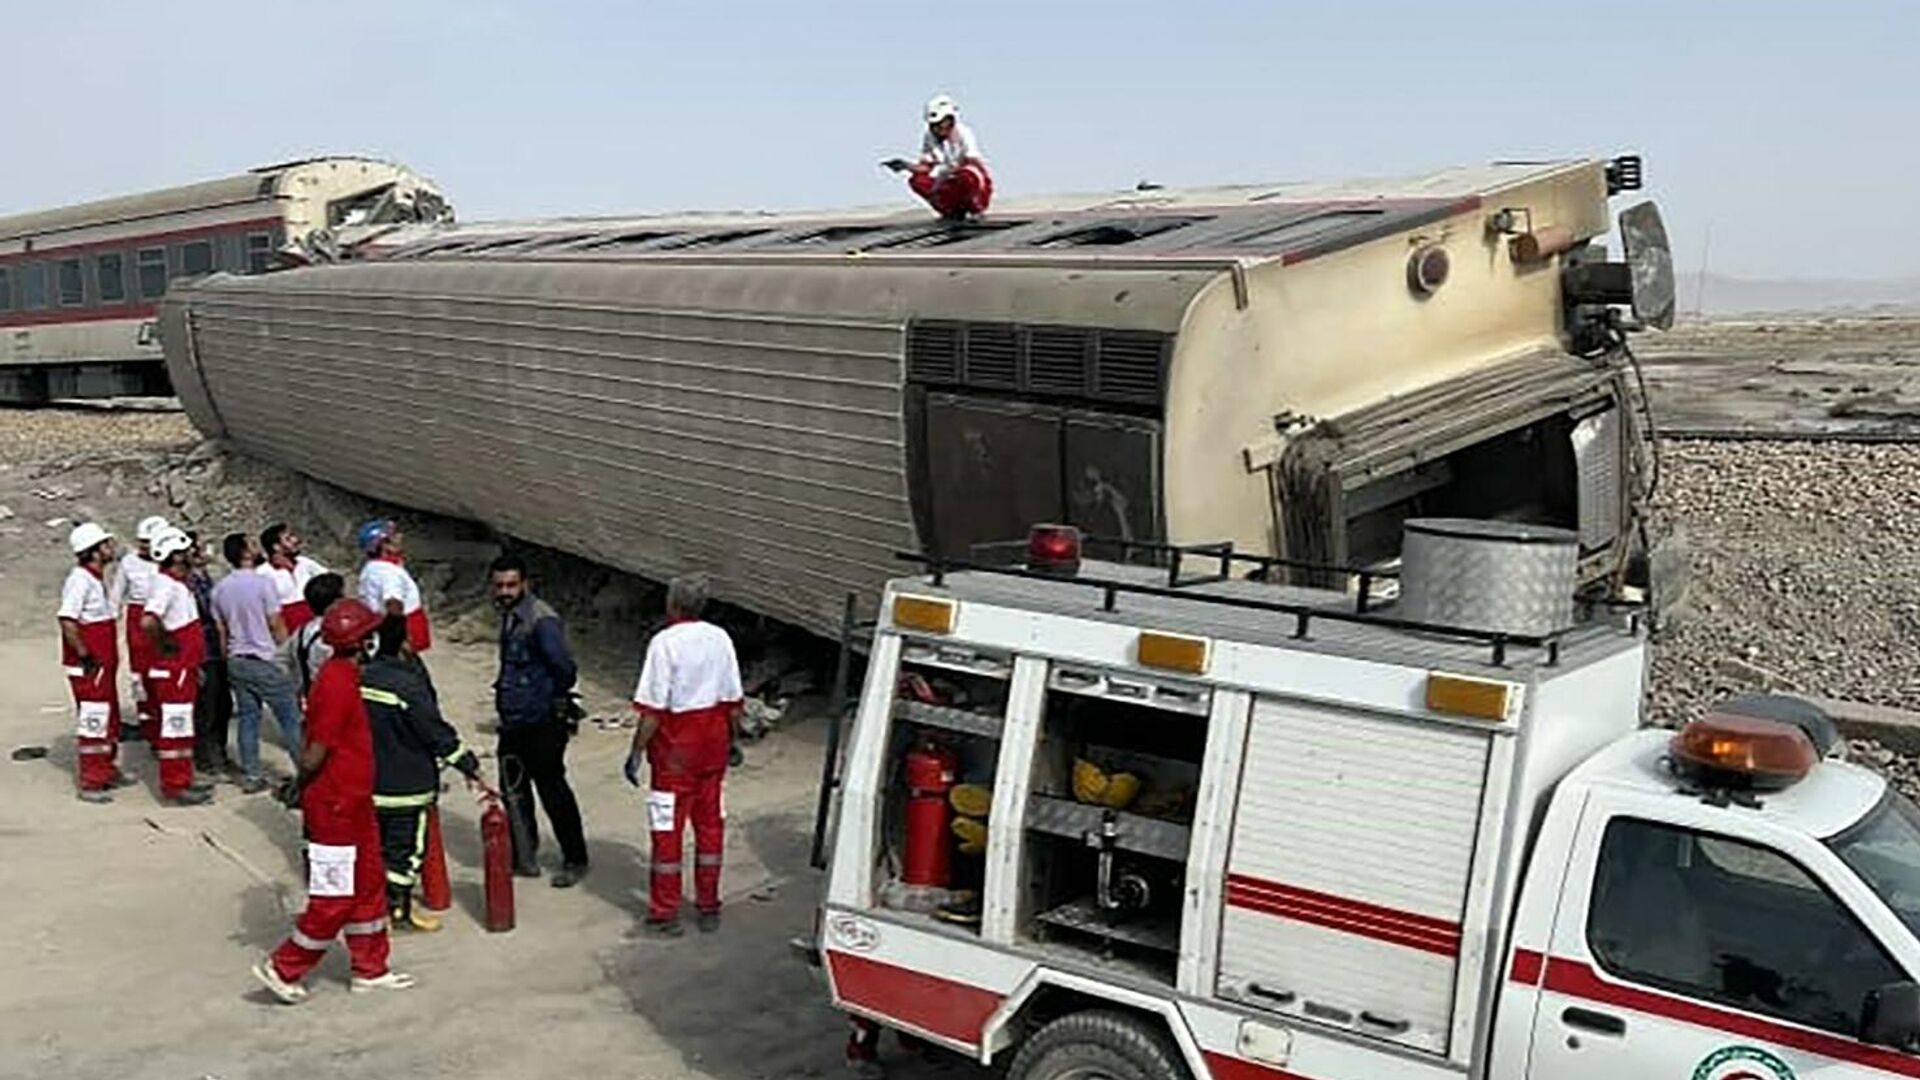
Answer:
[
  {"xmin": 20, "ymin": 263, "xmax": 50, "ymax": 310},
  {"xmin": 96, "ymin": 254, "xmax": 127, "ymax": 304},
  {"xmin": 0, "ymin": 267, "xmax": 12, "ymax": 312},
  {"xmin": 137, "ymin": 248, "xmax": 167, "ymax": 299},
  {"xmin": 179, "ymin": 241, "xmax": 214, "ymax": 277},
  {"xmin": 246, "ymin": 233, "xmax": 274, "ymax": 274},
  {"xmin": 57, "ymin": 259, "xmax": 86, "ymax": 307}
]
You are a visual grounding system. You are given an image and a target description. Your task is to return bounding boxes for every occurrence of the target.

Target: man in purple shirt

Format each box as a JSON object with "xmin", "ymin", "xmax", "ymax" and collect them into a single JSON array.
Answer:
[{"xmin": 211, "ymin": 532, "xmax": 304, "ymax": 793}]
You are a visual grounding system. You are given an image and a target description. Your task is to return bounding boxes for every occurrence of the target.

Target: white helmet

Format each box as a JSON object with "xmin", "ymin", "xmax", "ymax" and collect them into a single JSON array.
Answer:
[
  {"xmin": 135, "ymin": 515, "xmax": 172, "ymax": 544},
  {"xmin": 150, "ymin": 527, "xmax": 193, "ymax": 562},
  {"xmin": 925, "ymin": 95, "xmax": 958, "ymax": 124},
  {"xmin": 68, "ymin": 522, "xmax": 112, "ymax": 555}
]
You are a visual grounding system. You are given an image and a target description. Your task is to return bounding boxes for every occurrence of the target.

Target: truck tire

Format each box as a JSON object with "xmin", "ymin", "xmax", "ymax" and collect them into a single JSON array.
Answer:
[{"xmin": 1008, "ymin": 1010, "xmax": 1192, "ymax": 1080}]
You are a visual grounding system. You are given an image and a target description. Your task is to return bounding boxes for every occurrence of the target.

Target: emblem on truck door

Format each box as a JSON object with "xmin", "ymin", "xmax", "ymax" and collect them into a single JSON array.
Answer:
[{"xmin": 1691, "ymin": 1045, "xmax": 1796, "ymax": 1080}]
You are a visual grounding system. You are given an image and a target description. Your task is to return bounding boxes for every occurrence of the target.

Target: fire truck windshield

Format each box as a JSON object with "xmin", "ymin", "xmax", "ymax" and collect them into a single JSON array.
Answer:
[{"xmin": 1831, "ymin": 791, "xmax": 1920, "ymax": 935}]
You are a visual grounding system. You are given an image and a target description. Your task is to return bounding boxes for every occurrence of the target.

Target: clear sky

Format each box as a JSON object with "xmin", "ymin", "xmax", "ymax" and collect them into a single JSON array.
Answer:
[{"xmin": 8, "ymin": 1, "xmax": 1916, "ymax": 280}]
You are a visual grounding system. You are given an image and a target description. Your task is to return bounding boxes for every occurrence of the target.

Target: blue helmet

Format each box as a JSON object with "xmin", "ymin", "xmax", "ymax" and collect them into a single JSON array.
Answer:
[{"xmin": 356, "ymin": 518, "xmax": 396, "ymax": 555}]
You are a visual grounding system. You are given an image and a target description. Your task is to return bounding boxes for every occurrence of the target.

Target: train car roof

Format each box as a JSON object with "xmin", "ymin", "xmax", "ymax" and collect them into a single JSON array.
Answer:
[
  {"xmin": 372, "ymin": 158, "xmax": 1602, "ymax": 265},
  {"xmin": 0, "ymin": 156, "xmax": 408, "ymax": 243}
]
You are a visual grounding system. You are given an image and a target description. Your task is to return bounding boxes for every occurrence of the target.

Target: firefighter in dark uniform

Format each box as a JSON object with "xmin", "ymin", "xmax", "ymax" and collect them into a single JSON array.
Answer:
[{"xmin": 361, "ymin": 614, "xmax": 484, "ymax": 932}]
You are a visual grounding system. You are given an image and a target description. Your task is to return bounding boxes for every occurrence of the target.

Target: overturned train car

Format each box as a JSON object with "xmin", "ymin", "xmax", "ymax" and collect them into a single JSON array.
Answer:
[{"xmin": 160, "ymin": 157, "xmax": 1670, "ymax": 636}]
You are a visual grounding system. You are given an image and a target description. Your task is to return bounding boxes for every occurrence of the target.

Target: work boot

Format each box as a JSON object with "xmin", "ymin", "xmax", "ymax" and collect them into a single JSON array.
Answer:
[
  {"xmin": 551, "ymin": 863, "xmax": 588, "ymax": 889},
  {"xmin": 697, "ymin": 910, "xmax": 721, "ymax": 934},
  {"xmin": 251, "ymin": 959, "xmax": 308, "ymax": 1005},
  {"xmin": 350, "ymin": 970, "xmax": 418, "ymax": 994},
  {"xmin": 166, "ymin": 787, "xmax": 214, "ymax": 807},
  {"xmin": 390, "ymin": 893, "xmax": 441, "ymax": 933},
  {"xmin": 635, "ymin": 917, "xmax": 682, "ymax": 939},
  {"xmin": 77, "ymin": 789, "xmax": 113, "ymax": 805}
]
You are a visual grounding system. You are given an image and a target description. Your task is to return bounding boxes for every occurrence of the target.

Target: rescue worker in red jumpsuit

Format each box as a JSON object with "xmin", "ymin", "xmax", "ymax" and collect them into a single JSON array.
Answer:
[
  {"xmin": 883, "ymin": 95, "xmax": 992, "ymax": 220},
  {"xmin": 626, "ymin": 573, "xmax": 742, "ymax": 936},
  {"xmin": 111, "ymin": 514, "xmax": 171, "ymax": 743},
  {"xmin": 61, "ymin": 522, "xmax": 131, "ymax": 803},
  {"xmin": 253, "ymin": 599, "xmax": 417, "ymax": 1004},
  {"xmin": 142, "ymin": 528, "xmax": 213, "ymax": 806}
]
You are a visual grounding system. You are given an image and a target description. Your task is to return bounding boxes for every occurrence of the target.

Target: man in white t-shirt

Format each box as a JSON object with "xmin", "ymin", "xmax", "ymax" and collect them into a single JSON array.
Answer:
[
  {"xmin": 626, "ymin": 573, "xmax": 743, "ymax": 936},
  {"xmin": 883, "ymin": 94, "xmax": 993, "ymax": 220},
  {"xmin": 355, "ymin": 519, "xmax": 431, "ymax": 654},
  {"xmin": 258, "ymin": 522, "xmax": 329, "ymax": 632}
]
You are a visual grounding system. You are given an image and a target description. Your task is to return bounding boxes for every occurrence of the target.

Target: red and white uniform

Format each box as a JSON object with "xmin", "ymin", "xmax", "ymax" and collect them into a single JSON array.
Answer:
[
  {"xmin": 358, "ymin": 557, "xmax": 430, "ymax": 653},
  {"xmin": 633, "ymin": 618, "xmax": 742, "ymax": 922},
  {"xmin": 143, "ymin": 569, "xmax": 203, "ymax": 797},
  {"xmin": 259, "ymin": 554, "xmax": 327, "ymax": 631},
  {"xmin": 268, "ymin": 657, "xmax": 393, "ymax": 985},
  {"xmin": 60, "ymin": 564, "xmax": 122, "ymax": 791},
  {"xmin": 910, "ymin": 120, "xmax": 992, "ymax": 218},
  {"xmin": 111, "ymin": 550, "xmax": 160, "ymax": 728}
]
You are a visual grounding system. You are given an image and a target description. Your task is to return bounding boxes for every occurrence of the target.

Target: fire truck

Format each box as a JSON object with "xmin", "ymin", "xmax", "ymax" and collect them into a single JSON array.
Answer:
[{"xmin": 811, "ymin": 522, "xmax": 1920, "ymax": 1080}]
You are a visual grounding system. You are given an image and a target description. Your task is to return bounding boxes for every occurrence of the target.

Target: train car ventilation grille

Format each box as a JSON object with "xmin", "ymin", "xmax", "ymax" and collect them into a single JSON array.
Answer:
[
  {"xmin": 963, "ymin": 324, "xmax": 1020, "ymax": 388},
  {"xmin": 1093, "ymin": 331, "xmax": 1169, "ymax": 403},
  {"xmin": 906, "ymin": 322, "xmax": 962, "ymax": 382},
  {"xmin": 906, "ymin": 320, "xmax": 1168, "ymax": 409}
]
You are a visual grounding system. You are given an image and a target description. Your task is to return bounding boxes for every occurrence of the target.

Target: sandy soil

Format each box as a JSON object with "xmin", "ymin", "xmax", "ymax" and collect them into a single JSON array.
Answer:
[{"xmin": 0, "ymin": 408, "xmax": 969, "ymax": 1080}]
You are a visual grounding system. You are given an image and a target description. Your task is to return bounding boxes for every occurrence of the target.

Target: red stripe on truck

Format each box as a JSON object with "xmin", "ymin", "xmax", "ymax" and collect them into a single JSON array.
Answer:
[
  {"xmin": 1525, "ymin": 955, "xmax": 1920, "ymax": 1077},
  {"xmin": 1201, "ymin": 1050, "xmax": 1321, "ymax": 1079},
  {"xmin": 825, "ymin": 950, "xmax": 1003, "ymax": 1049},
  {"xmin": 1225, "ymin": 874, "xmax": 1461, "ymax": 957}
]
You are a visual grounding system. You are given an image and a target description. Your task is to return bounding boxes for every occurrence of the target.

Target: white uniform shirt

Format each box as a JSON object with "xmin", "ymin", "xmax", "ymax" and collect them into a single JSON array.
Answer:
[
  {"xmin": 145, "ymin": 572, "xmax": 199, "ymax": 633},
  {"xmin": 920, "ymin": 120, "xmax": 985, "ymax": 177},
  {"xmin": 111, "ymin": 551, "xmax": 159, "ymax": 610},
  {"xmin": 59, "ymin": 566, "xmax": 114, "ymax": 624},
  {"xmin": 259, "ymin": 554, "xmax": 328, "ymax": 607},
  {"xmin": 632, "ymin": 620, "xmax": 743, "ymax": 714},
  {"xmin": 358, "ymin": 558, "xmax": 422, "ymax": 615}
]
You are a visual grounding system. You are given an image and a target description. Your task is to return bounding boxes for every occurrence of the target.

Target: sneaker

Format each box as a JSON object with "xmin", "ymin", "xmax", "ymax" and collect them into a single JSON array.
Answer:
[
  {"xmin": 77, "ymin": 789, "xmax": 113, "ymax": 805},
  {"xmin": 696, "ymin": 910, "xmax": 721, "ymax": 934},
  {"xmin": 107, "ymin": 772, "xmax": 136, "ymax": 790},
  {"xmin": 639, "ymin": 917, "xmax": 683, "ymax": 939},
  {"xmin": 166, "ymin": 788, "xmax": 214, "ymax": 807},
  {"xmin": 550, "ymin": 864, "xmax": 588, "ymax": 889},
  {"xmin": 238, "ymin": 775, "xmax": 270, "ymax": 795},
  {"xmin": 350, "ymin": 970, "xmax": 418, "ymax": 994},
  {"xmin": 513, "ymin": 861, "xmax": 543, "ymax": 879},
  {"xmin": 251, "ymin": 959, "xmax": 309, "ymax": 1005}
]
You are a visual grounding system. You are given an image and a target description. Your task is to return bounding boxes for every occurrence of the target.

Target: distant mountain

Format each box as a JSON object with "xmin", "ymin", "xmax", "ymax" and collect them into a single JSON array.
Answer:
[{"xmin": 1679, "ymin": 271, "xmax": 1920, "ymax": 316}]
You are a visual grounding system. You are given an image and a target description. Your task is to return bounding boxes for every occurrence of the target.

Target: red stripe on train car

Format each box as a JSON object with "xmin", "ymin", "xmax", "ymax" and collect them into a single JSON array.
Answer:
[
  {"xmin": 0, "ymin": 305, "xmax": 156, "ymax": 330},
  {"xmin": 0, "ymin": 215, "xmax": 284, "ymax": 264},
  {"xmin": 825, "ymin": 950, "xmax": 1004, "ymax": 1049}
]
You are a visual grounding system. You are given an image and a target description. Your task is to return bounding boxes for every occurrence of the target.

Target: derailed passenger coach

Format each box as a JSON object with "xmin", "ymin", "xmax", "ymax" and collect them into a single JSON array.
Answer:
[{"xmin": 160, "ymin": 155, "xmax": 1672, "ymax": 636}]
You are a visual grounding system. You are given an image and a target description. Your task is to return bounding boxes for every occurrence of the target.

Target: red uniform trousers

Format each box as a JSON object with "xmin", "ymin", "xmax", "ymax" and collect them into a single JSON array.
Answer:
[
  {"xmin": 270, "ymin": 809, "xmax": 392, "ymax": 982},
  {"xmin": 148, "ymin": 658, "xmax": 200, "ymax": 797},
  {"xmin": 65, "ymin": 620, "xmax": 122, "ymax": 791},
  {"xmin": 126, "ymin": 604, "xmax": 155, "ymax": 740},
  {"xmin": 909, "ymin": 162, "xmax": 993, "ymax": 219},
  {"xmin": 647, "ymin": 768, "xmax": 725, "ymax": 921}
]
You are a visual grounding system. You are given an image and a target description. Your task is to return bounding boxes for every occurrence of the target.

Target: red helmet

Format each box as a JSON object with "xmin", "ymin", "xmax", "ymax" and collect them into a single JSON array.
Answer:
[{"xmin": 319, "ymin": 598, "xmax": 384, "ymax": 649}]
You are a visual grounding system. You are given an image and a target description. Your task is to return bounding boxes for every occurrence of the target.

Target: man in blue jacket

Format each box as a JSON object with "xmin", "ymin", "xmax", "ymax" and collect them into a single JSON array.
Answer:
[{"xmin": 491, "ymin": 554, "xmax": 588, "ymax": 887}]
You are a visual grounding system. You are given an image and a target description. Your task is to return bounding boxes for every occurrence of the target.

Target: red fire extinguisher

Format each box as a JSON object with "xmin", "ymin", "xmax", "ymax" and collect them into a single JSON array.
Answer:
[
  {"xmin": 902, "ymin": 738, "xmax": 958, "ymax": 887},
  {"xmin": 480, "ymin": 794, "xmax": 515, "ymax": 933}
]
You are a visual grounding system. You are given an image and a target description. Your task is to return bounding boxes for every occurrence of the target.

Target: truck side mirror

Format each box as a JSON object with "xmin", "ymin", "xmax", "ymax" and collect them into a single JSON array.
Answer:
[{"xmin": 1862, "ymin": 981, "xmax": 1920, "ymax": 1048}]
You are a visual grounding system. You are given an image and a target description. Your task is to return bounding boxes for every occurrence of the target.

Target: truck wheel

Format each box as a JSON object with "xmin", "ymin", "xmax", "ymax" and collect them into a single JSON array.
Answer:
[{"xmin": 1007, "ymin": 1010, "xmax": 1192, "ymax": 1080}]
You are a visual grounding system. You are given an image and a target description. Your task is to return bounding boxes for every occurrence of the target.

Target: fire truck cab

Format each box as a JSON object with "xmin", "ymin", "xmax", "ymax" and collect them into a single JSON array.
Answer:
[{"xmin": 816, "ymin": 524, "xmax": 1920, "ymax": 1080}]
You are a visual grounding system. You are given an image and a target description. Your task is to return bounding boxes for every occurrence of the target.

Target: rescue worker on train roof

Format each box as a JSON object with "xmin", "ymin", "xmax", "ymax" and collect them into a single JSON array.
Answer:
[
  {"xmin": 357, "ymin": 518, "xmax": 432, "ymax": 655},
  {"xmin": 142, "ymin": 527, "xmax": 215, "ymax": 806},
  {"xmin": 883, "ymin": 94, "xmax": 992, "ymax": 221},
  {"xmin": 254, "ymin": 598, "xmax": 418, "ymax": 1004},
  {"xmin": 61, "ymin": 522, "xmax": 133, "ymax": 803},
  {"xmin": 361, "ymin": 613, "xmax": 484, "ymax": 934}
]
